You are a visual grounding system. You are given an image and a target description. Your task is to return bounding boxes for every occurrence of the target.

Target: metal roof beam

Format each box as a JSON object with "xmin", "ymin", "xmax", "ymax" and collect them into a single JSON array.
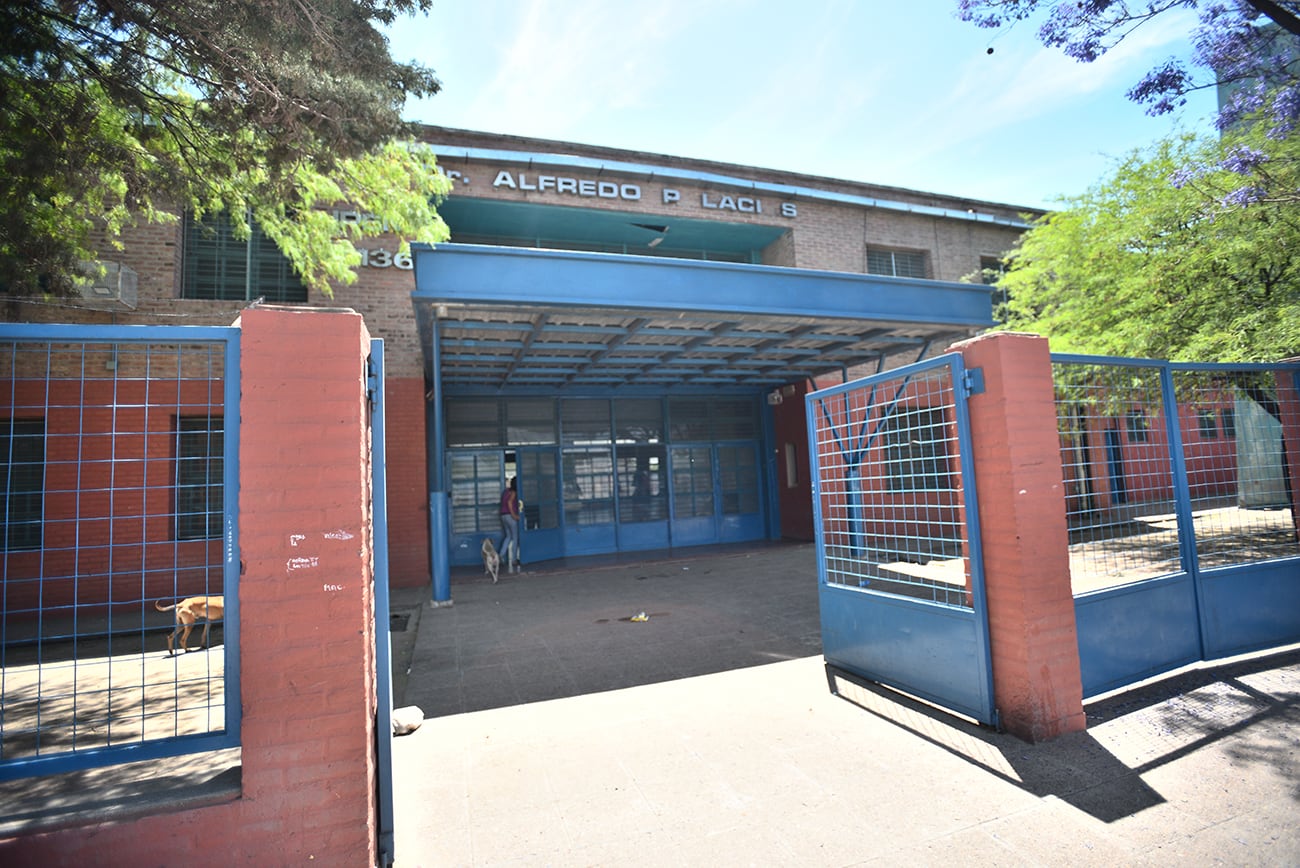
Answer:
[{"xmin": 539, "ymin": 323, "xmax": 629, "ymax": 336}]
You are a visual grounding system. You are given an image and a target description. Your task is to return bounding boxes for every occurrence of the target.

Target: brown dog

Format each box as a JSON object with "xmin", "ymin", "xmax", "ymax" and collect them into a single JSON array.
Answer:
[{"xmin": 155, "ymin": 596, "xmax": 224, "ymax": 655}]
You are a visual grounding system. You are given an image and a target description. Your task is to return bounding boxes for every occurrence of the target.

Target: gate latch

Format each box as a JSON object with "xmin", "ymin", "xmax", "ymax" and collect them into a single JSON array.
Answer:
[{"xmin": 962, "ymin": 367, "xmax": 985, "ymax": 397}]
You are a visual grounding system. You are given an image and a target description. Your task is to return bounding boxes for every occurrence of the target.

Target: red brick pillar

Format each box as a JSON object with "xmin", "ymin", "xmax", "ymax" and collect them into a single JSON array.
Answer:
[
  {"xmin": 235, "ymin": 306, "xmax": 379, "ymax": 861},
  {"xmin": 1280, "ymin": 359, "xmax": 1300, "ymax": 537},
  {"xmin": 951, "ymin": 332, "xmax": 1085, "ymax": 741}
]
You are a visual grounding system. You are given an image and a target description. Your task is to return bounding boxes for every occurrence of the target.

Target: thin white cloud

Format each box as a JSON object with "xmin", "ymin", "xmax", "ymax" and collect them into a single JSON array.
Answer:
[
  {"xmin": 858, "ymin": 6, "xmax": 1203, "ymax": 185},
  {"xmin": 395, "ymin": 2, "xmax": 1213, "ymax": 207},
  {"xmin": 452, "ymin": 0, "xmax": 703, "ymax": 137}
]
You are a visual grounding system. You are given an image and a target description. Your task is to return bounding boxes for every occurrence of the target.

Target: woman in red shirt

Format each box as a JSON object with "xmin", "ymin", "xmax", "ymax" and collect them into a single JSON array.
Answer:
[{"xmin": 498, "ymin": 476, "xmax": 522, "ymax": 573}]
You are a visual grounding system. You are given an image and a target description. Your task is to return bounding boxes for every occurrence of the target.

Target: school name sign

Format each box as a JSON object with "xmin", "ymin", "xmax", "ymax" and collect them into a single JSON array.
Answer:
[{"xmin": 447, "ymin": 168, "xmax": 799, "ymax": 218}]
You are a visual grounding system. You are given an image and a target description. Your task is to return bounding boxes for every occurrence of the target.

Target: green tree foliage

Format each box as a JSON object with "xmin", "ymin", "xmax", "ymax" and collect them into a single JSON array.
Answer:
[
  {"xmin": 0, "ymin": 0, "xmax": 450, "ymax": 297},
  {"xmin": 997, "ymin": 127, "xmax": 1300, "ymax": 361}
]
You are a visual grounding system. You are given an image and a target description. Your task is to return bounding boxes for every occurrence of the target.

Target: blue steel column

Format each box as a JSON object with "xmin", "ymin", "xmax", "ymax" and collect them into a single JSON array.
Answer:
[
  {"xmin": 368, "ymin": 340, "xmax": 395, "ymax": 865},
  {"xmin": 428, "ymin": 317, "xmax": 452, "ymax": 604},
  {"xmin": 760, "ymin": 394, "xmax": 780, "ymax": 539},
  {"xmin": 1160, "ymin": 363, "xmax": 1203, "ymax": 658}
]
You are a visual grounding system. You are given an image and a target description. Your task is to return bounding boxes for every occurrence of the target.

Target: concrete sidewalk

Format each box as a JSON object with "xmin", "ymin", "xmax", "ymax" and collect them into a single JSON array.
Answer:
[{"xmin": 389, "ymin": 545, "xmax": 1300, "ymax": 866}]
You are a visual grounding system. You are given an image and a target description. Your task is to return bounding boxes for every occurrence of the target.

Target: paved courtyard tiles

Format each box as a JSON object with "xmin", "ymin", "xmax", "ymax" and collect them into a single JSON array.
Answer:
[{"xmin": 390, "ymin": 542, "xmax": 1300, "ymax": 866}]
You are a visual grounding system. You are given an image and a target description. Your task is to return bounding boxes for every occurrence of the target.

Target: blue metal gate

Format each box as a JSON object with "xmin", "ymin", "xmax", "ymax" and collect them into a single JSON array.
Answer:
[
  {"xmin": 1, "ymin": 323, "xmax": 241, "ymax": 780},
  {"xmin": 368, "ymin": 340, "xmax": 396, "ymax": 865},
  {"xmin": 807, "ymin": 354, "xmax": 995, "ymax": 725},
  {"xmin": 1054, "ymin": 357, "xmax": 1300, "ymax": 697}
]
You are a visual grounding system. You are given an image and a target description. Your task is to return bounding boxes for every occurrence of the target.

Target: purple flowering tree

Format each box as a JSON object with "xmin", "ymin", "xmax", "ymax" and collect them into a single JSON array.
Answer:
[
  {"xmin": 956, "ymin": 2, "xmax": 1299, "ymax": 124},
  {"xmin": 957, "ymin": 1, "xmax": 1300, "ymax": 201},
  {"xmin": 961, "ymin": 3, "xmax": 1300, "ymax": 358}
]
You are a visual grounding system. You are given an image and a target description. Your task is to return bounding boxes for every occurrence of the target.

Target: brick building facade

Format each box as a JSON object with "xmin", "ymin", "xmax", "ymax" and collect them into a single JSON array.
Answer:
[{"xmin": 3, "ymin": 126, "xmax": 1036, "ymax": 590}]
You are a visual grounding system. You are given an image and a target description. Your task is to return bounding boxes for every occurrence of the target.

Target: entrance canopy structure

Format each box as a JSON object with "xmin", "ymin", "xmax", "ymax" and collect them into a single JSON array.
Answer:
[
  {"xmin": 412, "ymin": 242, "xmax": 996, "ymax": 598},
  {"xmin": 412, "ymin": 243, "xmax": 995, "ymax": 389}
]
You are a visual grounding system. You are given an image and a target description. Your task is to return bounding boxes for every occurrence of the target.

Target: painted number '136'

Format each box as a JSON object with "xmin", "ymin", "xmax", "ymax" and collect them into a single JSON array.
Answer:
[{"xmin": 359, "ymin": 248, "xmax": 412, "ymax": 269}]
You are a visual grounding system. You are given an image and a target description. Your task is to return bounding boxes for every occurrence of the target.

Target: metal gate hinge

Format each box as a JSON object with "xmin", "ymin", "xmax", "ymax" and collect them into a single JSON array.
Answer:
[
  {"xmin": 962, "ymin": 367, "xmax": 985, "ymax": 397},
  {"xmin": 366, "ymin": 356, "xmax": 380, "ymax": 406}
]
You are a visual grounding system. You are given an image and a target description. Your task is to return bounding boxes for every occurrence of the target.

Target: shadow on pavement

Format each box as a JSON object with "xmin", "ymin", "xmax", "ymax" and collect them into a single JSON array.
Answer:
[{"xmin": 828, "ymin": 645, "xmax": 1300, "ymax": 824}]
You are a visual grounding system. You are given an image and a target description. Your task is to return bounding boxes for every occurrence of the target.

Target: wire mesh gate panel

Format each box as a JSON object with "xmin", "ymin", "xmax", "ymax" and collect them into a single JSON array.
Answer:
[
  {"xmin": 1053, "ymin": 355, "xmax": 1300, "ymax": 697},
  {"xmin": 0, "ymin": 324, "xmax": 240, "ymax": 780},
  {"xmin": 807, "ymin": 354, "xmax": 995, "ymax": 725}
]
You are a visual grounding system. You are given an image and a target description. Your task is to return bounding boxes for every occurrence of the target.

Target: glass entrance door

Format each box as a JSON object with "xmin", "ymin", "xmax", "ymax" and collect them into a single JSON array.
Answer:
[
  {"xmin": 516, "ymin": 448, "xmax": 562, "ymax": 563},
  {"xmin": 670, "ymin": 445, "xmax": 715, "ymax": 547},
  {"xmin": 717, "ymin": 442, "xmax": 763, "ymax": 540}
]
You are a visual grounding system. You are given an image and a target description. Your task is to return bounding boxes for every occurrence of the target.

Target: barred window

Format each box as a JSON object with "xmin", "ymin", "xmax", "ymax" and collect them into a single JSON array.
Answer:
[
  {"xmin": 1126, "ymin": 410, "xmax": 1150, "ymax": 443},
  {"xmin": 182, "ymin": 212, "xmax": 307, "ymax": 302},
  {"xmin": 448, "ymin": 451, "xmax": 503, "ymax": 534},
  {"xmin": 882, "ymin": 406, "xmax": 950, "ymax": 492},
  {"xmin": 1197, "ymin": 410, "xmax": 1219, "ymax": 439},
  {"xmin": 2, "ymin": 419, "xmax": 44, "ymax": 551},
  {"xmin": 867, "ymin": 247, "xmax": 928, "ymax": 279},
  {"xmin": 505, "ymin": 398, "xmax": 557, "ymax": 445},
  {"xmin": 1221, "ymin": 407, "xmax": 1236, "ymax": 438},
  {"xmin": 446, "ymin": 398, "xmax": 503, "ymax": 447},
  {"xmin": 979, "ymin": 256, "xmax": 1005, "ymax": 285},
  {"xmin": 561, "ymin": 399, "xmax": 611, "ymax": 445},
  {"xmin": 176, "ymin": 416, "xmax": 223, "ymax": 540}
]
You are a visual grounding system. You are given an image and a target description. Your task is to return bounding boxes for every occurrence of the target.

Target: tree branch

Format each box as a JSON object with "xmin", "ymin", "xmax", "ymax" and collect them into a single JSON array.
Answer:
[{"xmin": 1243, "ymin": 0, "xmax": 1300, "ymax": 37}]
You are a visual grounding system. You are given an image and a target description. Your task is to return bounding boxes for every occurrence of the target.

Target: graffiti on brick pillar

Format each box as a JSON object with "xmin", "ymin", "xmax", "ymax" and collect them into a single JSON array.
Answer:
[{"xmin": 284, "ymin": 529, "xmax": 357, "ymax": 586}]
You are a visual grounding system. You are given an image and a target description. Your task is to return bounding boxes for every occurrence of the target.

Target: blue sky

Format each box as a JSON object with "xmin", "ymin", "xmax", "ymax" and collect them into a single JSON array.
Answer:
[{"xmin": 385, "ymin": 1, "xmax": 1218, "ymax": 211}]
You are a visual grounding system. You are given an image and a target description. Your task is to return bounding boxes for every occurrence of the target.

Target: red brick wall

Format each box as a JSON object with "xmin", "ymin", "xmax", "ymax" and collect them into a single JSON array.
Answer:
[
  {"xmin": 1, "ymin": 375, "xmax": 225, "ymax": 624},
  {"xmin": 950, "ymin": 332, "xmax": 1085, "ymax": 742},
  {"xmin": 383, "ymin": 376, "xmax": 430, "ymax": 585},
  {"xmin": 0, "ymin": 307, "xmax": 381, "ymax": 864},
  {"xmin": 772, "ymin": 382, "xmax": 814, "ymax": 540}
]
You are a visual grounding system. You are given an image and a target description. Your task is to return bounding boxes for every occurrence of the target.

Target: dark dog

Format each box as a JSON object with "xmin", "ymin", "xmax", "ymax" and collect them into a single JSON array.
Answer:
[
  {"xmin": 155, "ymin": 596, "xmax": 224, "ymax": 655},
  {"xmin": 482, "ymin": 537, "xmax": 500, "ymax": 583}
]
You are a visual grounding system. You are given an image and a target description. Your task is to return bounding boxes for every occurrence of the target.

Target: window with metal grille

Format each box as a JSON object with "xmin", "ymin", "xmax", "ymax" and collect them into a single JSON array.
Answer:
[
  {"xmin": 449, "ymin": 451, "xmax": 503, "ymax": 534},
  {"xmin": 713, "ymin": 398, "xmax": 758, "ymax": 440},
  {"xmin": 562, "ymin": 446, "xmax": 614, "ymax": 524},
  {"xmin": 671, "ymin": 446, "xmax": 715, "ymax": 518},
  {"xmin": 182, "ymin": 212, "xmax": 307, "ymax": 302},
  {"xmin": 866, "ymin": 247, "xmax": 928, "ymax": 279},
  {"xmin": 614, "ymin": 398, "xmax": 663, "ymax": 443},
  {"xmin": 561, "ymin": 399, "xmax": 612, "ymax": 445},
  {"xmin": 2, "ymin": 418, "xmax": 44, "ymax": 551},
  {"xmin": 175, "ymin": 416, "xmax": 223, "ymax": 540},
  {"xmin": 979, "ymin": 256, "xmax": 1005, "ymax": 285},
  {"xmin": 882, "ymin": 406, "xmax": 951, "ymax": 492},
  {"xmin": 668, "ymin": 397, "xmax": 712, "ymax": 441},
  {"xmin": 1197, "ymin": 410, "xmax": 1219, "ymax": 439},
  {"xmin": 1126, "ymin": 410, "xmax": 1150, "ymax": 443},
  {"xmin": 446, "ymin": 398, "xmax": 503, "ymax": 447},
  {"xmin": 717, "ymin": 445, "xmax": 759, "ymax": 514},
  {"xmin": 505, "ymin": 398, "xmax": 557, "ymax": 445}
]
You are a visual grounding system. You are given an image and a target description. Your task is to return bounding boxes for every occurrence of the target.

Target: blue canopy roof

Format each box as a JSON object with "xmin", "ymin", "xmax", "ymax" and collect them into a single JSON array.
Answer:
[{"xmin": 412, "ymin": 243, "xmax": 995, "ymax": 392}]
